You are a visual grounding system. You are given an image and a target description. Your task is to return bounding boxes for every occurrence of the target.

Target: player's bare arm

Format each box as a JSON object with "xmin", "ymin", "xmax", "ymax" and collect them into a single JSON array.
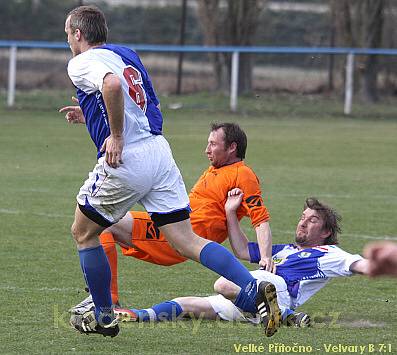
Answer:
[
  {"xmin": 225, "ymin": 188, "xmax": 250, "ymax": 261},
  {"xmin": 100, "ymin": 73, "xmax": 124, "ymax": 168},
  {"xmin": 349, "ymin": 259, "xmax": 371, "ymax": 275},
  {"xmin": 59, "ymin": 96, "xmax": 85, "ymax": 124},
  {"xmin": 364, "ymin": 241, "xmax": 397, "ymax": 277},
  {"xmin": 255, "ymin": 222, "xmax": 274, "ymax": 272}
]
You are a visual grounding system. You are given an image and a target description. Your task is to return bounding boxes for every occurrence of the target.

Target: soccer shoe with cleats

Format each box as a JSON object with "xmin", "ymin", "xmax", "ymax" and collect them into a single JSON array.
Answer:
[
  {"xmin": 114, "ymin": 308, "xmax": 139, "ymax": 322},
  {"xmin": 256, "ymin": 281, "xmax": 282, "ymax": 337},
  {"xmin": 283, "ymin": 311, "xmax": 311, "ymax": 328},
  {"xmin": 68, "ymin": 294, "xmax": 94, "ymax": 315},
  {"xmin": 69, "ymin": 294, "xmax": 121, "ymax": 315},
  {"xmin": 70, "ymin": 310, "xmax": 119, "ymax": 337}
]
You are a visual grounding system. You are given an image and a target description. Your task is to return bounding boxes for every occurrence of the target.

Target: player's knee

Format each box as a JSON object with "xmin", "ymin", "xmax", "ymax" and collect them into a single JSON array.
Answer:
[
  {"xmin": 213, "ymin": 277, "xmax": 228, "ymax": 294},
  {"xmin": 175, "ymin": 237, "xmax": 205, "ymax": 260},
  {"xmin": 171, "ymin": 244, "xmax": 196, "ymax": 260},
  {"xmin": 172, "ymin": 298, "xmax": 185, "ymax": 311},
  {"xmin": 214, "ymin": 277, "xmax": 238, "ymax": 299},
  {"xmin": 71, "ymin": 222, "xmax": 89, "ymax": 245},
  {"xmin": 71, "ymin": 222, "xmax": 79, "ymax": 242}
]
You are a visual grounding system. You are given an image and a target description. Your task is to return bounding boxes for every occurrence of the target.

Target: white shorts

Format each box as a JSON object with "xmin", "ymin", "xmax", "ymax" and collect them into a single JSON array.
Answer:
[
  {"xmin": 77, "ymin": 135, "xmax": 189, "ymax": 224},
  {"xmin": 205, "ymin": 270, "xmax": 292, "ymax": 324},
  {"xmin": 205, "ymin": 295, "xmax": 260, "ymax": 324}
]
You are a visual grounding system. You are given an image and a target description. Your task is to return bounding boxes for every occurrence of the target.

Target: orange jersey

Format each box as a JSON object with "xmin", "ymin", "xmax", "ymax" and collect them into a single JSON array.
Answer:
[
  {"xmin": 107, "ymin": 162, "xmax": 269, "ymax": 266},
  {"xmin": 189, "ymin": 161, "xmax": 270, "ymax": 243}
]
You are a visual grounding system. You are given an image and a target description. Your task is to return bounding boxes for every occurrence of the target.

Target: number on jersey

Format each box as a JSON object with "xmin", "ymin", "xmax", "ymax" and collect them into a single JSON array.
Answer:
[{"xmin": 123, "ymin": 66, "xmax": 147, "ymax": 112}]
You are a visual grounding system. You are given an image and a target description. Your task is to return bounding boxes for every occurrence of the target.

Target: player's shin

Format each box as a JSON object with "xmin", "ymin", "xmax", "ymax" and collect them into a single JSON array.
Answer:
[
  {"xmin": 78, "ymin": 245, "xmax": 114, "ymax": 325},
  {"xmin": 116, "ymin": 301, "xmax": 183, "ymax": 322},
  {"xmin": 233, "ymin": 281, "xmax": 258, "ymax": 313}
]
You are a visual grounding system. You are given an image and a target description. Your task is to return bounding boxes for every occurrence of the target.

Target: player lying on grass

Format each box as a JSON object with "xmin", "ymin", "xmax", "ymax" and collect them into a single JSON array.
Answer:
[{"xmin": 111, "ymin": 192, "xmax": 371, "ymax": 332}]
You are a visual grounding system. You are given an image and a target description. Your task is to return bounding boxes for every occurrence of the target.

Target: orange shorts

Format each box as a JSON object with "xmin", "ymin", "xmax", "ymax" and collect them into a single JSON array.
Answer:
[{"xmin": 120, "ymin": 211, "xmax": 187, "ymax": 266}]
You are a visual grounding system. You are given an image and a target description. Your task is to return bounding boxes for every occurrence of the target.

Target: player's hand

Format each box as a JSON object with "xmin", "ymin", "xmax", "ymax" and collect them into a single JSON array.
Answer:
[
  {"xmin": 59, "ymin": 96, "xmax": 85, "ymax": 124},
  {"xmin": 364, "ymin": 241, "xmax": 397, "ymax": 277},
  {"xmin": 100, "ymin": 134, "xmax": 124, "ymax": 168},
  {"xmin": 259, "ymin": 257, "xmax": 276, "ymax": 273},
  {"xmin": 225, "ymin": 188, "xmax": 244, "ymax": 213}
]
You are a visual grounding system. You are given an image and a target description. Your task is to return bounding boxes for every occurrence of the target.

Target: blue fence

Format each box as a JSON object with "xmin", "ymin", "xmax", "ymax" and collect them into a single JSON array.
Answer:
[
  {"xmin": 1, "ymin": 40, "xmax": 397, "ymax": 55},
  {"xmin": 1, "ymin": 40, "xmax": 396, "ymax": 112}
]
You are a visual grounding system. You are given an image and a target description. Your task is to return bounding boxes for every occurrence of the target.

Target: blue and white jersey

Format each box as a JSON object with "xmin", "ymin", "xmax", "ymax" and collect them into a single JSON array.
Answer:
[
  {"xmin": 67, "ymin": 44, "xmax": 162, "ymax": 158},
  {"xmin": 248, "ymin": 242, "xmax": 363, "ymax": 308}
]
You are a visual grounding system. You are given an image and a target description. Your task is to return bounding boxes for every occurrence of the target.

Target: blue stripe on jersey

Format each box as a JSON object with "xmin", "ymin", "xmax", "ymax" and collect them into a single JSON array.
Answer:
[
  {"xmin": 98, "ymin": 44, "xmax": 163, "ymax": 135},
  {"xmin": 248, "ymin": 242, "xmax": 327, "ymax": 285},
  {"xmin": 272, "ymin": 243, "xmax": 293, "ymax": 255},
  {"xmin": 248, "ymin": 242, "xmax": 295, "ymax": 264},
  {"xmin": 275, "ymin": 249, "xmax": 326, "ymax": 285},
  {"xmin": 77, "ymin": 89, "xmax": 110, "ymax": 158},
  {"xmin": 248, "ymin": 242, "xmax": 261, "ymax": 263}
]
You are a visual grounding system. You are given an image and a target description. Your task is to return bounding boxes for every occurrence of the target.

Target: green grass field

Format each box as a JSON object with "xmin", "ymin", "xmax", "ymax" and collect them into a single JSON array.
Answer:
[{"xmin": 0, "ymin": 91, "xmax": 396, "ymax": 354}]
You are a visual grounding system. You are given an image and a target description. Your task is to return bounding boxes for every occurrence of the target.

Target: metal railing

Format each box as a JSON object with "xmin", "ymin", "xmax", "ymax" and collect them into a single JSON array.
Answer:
[{"xmin": 1, "ymin": 40, "xmax": 397, "ymax": 113}]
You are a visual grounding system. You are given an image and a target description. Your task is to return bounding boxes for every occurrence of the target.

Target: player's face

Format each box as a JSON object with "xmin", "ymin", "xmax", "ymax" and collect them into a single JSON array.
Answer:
[
  {"xmin": 205, "ymin": 129, "xmax": 235, "ymax": 168},
  {"xmin": 65, "ymin": 16, "xmax": 80, "ymax": 57},
  {"xmin": 295, "ymin": 208, "xmax": 330, "ymax": 247}
]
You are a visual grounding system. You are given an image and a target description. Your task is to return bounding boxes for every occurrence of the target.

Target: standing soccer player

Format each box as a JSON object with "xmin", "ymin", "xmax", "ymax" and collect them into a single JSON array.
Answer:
[{"xmin": 60, "ymin": 5, "xmax": 277, "ymax": 337}]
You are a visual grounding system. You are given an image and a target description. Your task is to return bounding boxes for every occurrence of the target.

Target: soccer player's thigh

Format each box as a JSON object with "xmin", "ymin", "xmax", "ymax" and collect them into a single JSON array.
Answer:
[
  {"xmin": 72, "ymin": 204, "xmax": 106, "ymax": 248},
  {"xmin": 107, "ymin": 212, "xmax": 134, "ymax": 246},
  {"xmin": 139, "ymin": 136, "xmax": 208, "ymax": 260},
  {"xmin": 157, "ymin": 220, "xmax": 210, "ymax": 262},
  {"xmin": 172, "ymin": 297, "xmax": 218, "ymax": 319},
  {"xmin": 119, "ymin": 211, "xmax": 187, "ymax": 265},
  {"xmin": 205, "ymin": 295, "xmax": 255, "ymax": 323},
  {"xmin": 107, "ymin": 211, "xmax": 160, "ymax": 246}
]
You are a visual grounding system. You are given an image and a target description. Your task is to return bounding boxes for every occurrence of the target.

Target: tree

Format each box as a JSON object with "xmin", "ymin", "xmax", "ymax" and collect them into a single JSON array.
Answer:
[
  {"xmin": 330, "ymin": 0, "xmax": 384, "ymax": 102},
  {"xmin": 197, "ymin": 0, "xmax": 265, "ymax": 94},
  {"xmin": 361, "ymin": 0, "xmax": 384, "ymax": 102}
]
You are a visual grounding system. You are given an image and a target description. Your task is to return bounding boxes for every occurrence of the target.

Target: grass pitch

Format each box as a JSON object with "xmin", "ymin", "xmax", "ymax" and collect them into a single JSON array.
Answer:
[{"xmin": 0, "ymin": 91, "xmax": 396, "ymax": 354}]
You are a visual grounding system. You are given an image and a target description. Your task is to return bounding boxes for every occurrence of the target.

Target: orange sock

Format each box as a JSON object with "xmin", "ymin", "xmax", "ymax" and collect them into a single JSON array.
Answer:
[{"xmin": 99, "ymin": 232, "xmax": 119, "ymax": 305}]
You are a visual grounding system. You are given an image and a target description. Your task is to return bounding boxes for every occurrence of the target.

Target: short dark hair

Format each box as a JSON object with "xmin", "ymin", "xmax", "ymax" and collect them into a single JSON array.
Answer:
[
  {"xmin": 210, "ymin": 122, "xmax": 247, "ymax": 159},
  {"xmin": 68, "ymin": 5, "xmax": 108, "ymax": 45},
  {"xmin": 304, "ymin": 197, "xmax": 342, "ymax": 245}
]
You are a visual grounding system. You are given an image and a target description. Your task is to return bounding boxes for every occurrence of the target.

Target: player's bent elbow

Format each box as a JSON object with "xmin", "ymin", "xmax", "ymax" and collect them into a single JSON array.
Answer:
[
  {"xmin": 103, "ymin": 73, "xmax": 122, "ymax": 93},
  {"xmin": 233, "ymin": 248, "xmax": 250, "ymax": 261}
]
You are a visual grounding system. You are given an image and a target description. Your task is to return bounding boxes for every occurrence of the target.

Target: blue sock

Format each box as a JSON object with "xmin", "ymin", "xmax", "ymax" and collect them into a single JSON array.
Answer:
[
  {"xmin": 131, "ymin": 309, "xmax": 151, "ymax": 322},
  {"xmin": 79, "ymin": 246, "xmax": 113, "ymax": 325},
  {"xmin": 199, "ymin": 242, "xmax": 258, "ymax": 313},
  {"xmin": 133, "ymin": 301, "xmax": 183, "ymax": 322},
  {"xmin": 153, "ymin": 301, "xmax": 183, "ymax": 321},
  {"xmin": 200, "ymin": 242, "xmax": 255, "ymax": 289},
  {"xmin": 282, "ymin": 308, "xmax": 294, "ymax": 321},
  {"xmin": 234, "ymin": 280, "xmax": 257, "ymax": 313}
]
